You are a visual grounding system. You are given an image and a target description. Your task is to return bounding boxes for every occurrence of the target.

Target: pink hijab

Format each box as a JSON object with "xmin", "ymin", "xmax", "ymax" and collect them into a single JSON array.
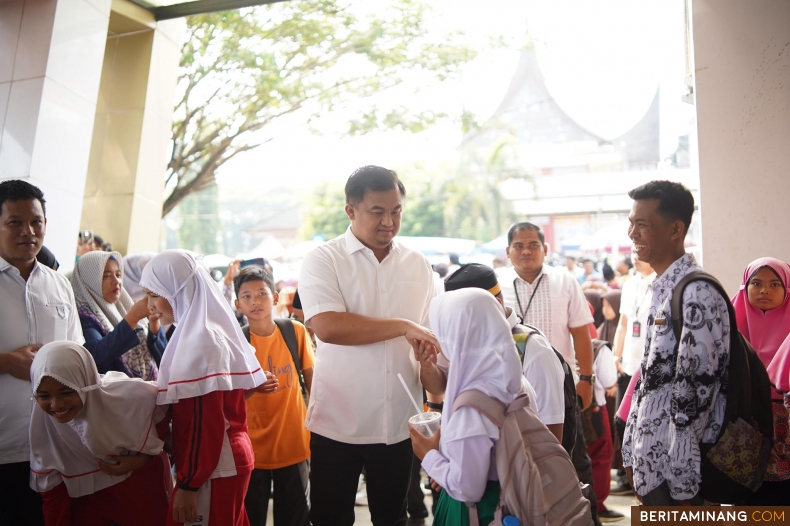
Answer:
[{"xmin": 731, "ymin": 257, "xmax": 790, "ymax": 397}]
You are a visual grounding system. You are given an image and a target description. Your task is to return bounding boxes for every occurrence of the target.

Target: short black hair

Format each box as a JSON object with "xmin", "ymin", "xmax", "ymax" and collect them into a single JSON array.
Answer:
[
  {"xmin": 507, "ymin": 222, "xmax": 545, "ymax": 246},
  {"xmin": 628, "ymin": 180, "xmax": 694, "ymax": 234},
  {"xmin": 602, "ymin": 264, "xmax": 615, "ymax": 282},
  {"xmin": 0, "ymin": 180, "xmax": 46, "ymax": 216},
  {"xmin": 233, "ymin": 265, "xmax": 274, "ymax": 298},
  {"xmin": 345, "ymin": 165, "xmax": 406, "ymax": 206}
]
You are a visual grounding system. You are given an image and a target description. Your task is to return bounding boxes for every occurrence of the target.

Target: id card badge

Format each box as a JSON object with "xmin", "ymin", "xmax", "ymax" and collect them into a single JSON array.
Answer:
[{"xmin": 632, "ymin": 321, "xmax": 642, "ymax": 338}]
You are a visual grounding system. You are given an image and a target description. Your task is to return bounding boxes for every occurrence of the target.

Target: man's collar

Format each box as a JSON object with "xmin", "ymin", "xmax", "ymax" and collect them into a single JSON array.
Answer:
[
  {"xmin": 652, "ymin": 253, "xmax": 696, "ymax": 290},
  {"xmin": 514, "ymin": 265, "xmax": 547, "ymax": 285},
  {"xmin": 343, "ymin": 226, "xmax": 401, "ymax": 257},
  {"xmin": 0, "ymin": 256, "xmax": 40, "ymax": 276},
  {"xmin": 344, "ymin": 226, "xmax": 367, "ymax": 255}
]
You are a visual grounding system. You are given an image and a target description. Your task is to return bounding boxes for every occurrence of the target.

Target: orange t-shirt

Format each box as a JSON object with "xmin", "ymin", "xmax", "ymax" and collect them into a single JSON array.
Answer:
[{"xmin": 246, "ymin": 322, "xmax": 315, "ymax": 470}]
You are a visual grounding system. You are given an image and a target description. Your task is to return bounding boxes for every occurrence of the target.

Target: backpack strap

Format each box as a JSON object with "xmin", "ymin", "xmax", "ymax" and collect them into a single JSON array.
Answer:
[
  {"xmin": 591, "ymin": 339, "xmax": 608, "ymax": 361},
  {"xmin": 274, "ymin": 318, "xmax": 309, "ymax": 399},
  {"xmin": 669, "ymin": 271, "xmax": 736, "ymax": 342},
  {"xmin": 241, "ymin": 321, "xmax": 309, "ymax": 401},
  {"xmin": 669, "ymin": 270, "xmax": 744, "ymax": 424},
  {"xmin": 452, "ymin": 389, "xmax": 507, "ymax": 427}
]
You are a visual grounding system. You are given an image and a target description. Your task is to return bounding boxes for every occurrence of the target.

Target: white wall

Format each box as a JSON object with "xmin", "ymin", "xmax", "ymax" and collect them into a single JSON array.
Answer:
[
  {"xmin": 692, "ymin": 0, "xmax": 790, "ymax": 295},
  {"xmin": 0, "ymin": 0, "xmax": 111, "ymax": 272}
]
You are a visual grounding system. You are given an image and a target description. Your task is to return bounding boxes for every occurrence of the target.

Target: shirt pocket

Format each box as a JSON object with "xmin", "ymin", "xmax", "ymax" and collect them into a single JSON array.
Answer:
[
  {"xmin": 396, "ymin": 282, "xmax": 428, "ymax": 322},
  {"xmin": 40, "ymin": 302, "xmax": 73, "ymax": 342}
]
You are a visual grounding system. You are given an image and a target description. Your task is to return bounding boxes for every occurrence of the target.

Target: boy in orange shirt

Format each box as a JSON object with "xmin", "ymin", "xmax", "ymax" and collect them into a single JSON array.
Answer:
[{"xmin": 234, "ymin": 266, "xmax": 315, "ymax": 526}]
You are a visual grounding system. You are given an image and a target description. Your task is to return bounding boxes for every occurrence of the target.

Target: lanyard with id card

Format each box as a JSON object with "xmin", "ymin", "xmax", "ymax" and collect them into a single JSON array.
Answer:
[{"xmin": 632, "ymin": 282, "xmax": 650, "ymax": 338}]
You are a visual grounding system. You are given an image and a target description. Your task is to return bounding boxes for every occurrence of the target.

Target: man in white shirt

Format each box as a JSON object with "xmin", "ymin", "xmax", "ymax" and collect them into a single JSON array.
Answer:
[
  {"xmin": 497, "ymin": 222, "xmax": 600, "ymax": 526},
  {"xmin": 609, "ymin": 250, "xmax": 655, "ymax": 496},
  {"xmin": 498, "ymin": 224, "xmax": 594, "ymax": 405},
  {"xmin": 299, "ymin": 166, "xmax": 438, "ymax": 526},
  {"xmin": 613, "ymin": 251, "xmax": 655, "ymax": 382},
  {"xmin": 565, "ymin": 255, "xmax": 584, "ymax": 279},
  {"xmin": 0, "ymin": 180, "xmax": 84, "ymax": 526}
]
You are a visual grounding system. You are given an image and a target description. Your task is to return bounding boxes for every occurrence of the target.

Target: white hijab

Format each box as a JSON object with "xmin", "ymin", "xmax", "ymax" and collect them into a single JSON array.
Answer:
[
  {"xmin": 139, "ymin": 250, "xmax": 264, "ymax": 404},
  {"xmin": 430, "ymin": 288, "xmax": 524, "ymax": 442},
  {"xmin": 29, "ymin": 341, "xmax": 166, "ymax": 498},
  {"xmin": 123, "ymin": 252, "xmax": 156, "ymax": 302}
]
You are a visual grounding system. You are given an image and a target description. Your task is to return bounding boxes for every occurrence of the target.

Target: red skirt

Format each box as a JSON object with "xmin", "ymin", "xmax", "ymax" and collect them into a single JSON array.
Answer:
[{"xmin": 43, "ymin": 452, "xmax": 172, "ymax": 526}]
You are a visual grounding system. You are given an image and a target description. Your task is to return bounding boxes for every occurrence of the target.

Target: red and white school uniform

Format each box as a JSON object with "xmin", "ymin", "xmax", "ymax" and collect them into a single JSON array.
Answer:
[
  {"xmin": 141, "ymin": 250, "xmax": 265, "ymax": 526},
  {"xmin": 29, "ymin": 341, "xmax": 171, "ymax": 526}
]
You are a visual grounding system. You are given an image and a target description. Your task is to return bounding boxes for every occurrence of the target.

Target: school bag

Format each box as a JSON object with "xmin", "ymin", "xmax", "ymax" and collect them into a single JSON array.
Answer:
[
  {"xmin": 242, "ymin": 319, "xmax": 309, "ymax": 406},
  {"xmin": 669, "ymin": 271, "xmax": 773, "ymax": 504},
  {"xmin": 453, "ymin": 389, "xmax": 593, "ymax": 526},
  {"xmin": 516, "ymin": 324, "xmax": 578, "ymax": 455}
]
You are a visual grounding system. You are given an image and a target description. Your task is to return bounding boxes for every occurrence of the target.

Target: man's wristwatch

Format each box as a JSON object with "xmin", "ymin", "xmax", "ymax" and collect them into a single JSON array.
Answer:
[{"xmin": 578, "ymin": 374, "xmax": 596, "ymax": 385}]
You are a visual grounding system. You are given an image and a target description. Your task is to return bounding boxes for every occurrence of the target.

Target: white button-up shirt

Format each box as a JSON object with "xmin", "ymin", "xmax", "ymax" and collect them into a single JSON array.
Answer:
[
  {"xmin": 299, "ymin": 227, "xmax": 437, "ymax": 445},
  {"xmin": 0, "ymin": 257, "xmax": 83, "ymax": 464},
  {"xmin": 618, "ymin": 271, "xmax": 656, "ymax": 376},
  {"xmin": 499, "ymin": 264, "xmax": 593, "ymax": 373}
]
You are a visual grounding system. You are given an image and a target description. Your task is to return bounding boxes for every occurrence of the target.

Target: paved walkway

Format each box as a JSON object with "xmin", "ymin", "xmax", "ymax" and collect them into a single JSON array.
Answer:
[{"xmin": 268, "ymin": 475, "xmax": 638, "ymax": 525}]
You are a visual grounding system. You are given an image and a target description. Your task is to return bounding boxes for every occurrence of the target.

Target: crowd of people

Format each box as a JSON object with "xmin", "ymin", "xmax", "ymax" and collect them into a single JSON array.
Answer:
[{"xmin": 0, "ymin": 168, "xmax": 789, "ymax": 526}]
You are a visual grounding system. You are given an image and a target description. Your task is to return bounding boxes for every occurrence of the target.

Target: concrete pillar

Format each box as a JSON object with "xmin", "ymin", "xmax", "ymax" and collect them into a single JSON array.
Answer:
[
  {"xmin": 80, "ymin": 2, "xmax": 183, "ymax": 256},
  {"xmin": 0, "ymin": 0, "xmax": 111, "ymax": 271},
  {"xmin": 692, "ymin": 0, "xmax": 790, "ymax": 295}
]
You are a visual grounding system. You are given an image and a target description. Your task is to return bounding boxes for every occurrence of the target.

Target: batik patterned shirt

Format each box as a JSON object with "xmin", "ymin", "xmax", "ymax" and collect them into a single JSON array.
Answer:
[{"xmin": 621, "ymin": 253, "xmax": 730, "ymax": 501}]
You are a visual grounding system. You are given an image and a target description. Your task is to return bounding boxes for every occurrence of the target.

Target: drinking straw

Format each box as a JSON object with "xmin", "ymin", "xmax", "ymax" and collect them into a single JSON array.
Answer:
[{"xmin": 397, "ymin": 373, "xmax": 423, "ymax": 414}]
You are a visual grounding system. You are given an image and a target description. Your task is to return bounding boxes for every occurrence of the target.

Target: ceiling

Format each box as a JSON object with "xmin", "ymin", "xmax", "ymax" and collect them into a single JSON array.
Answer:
[{"xmin": 127, "ymin": 0, "xmax": 286, "ymax": 20}]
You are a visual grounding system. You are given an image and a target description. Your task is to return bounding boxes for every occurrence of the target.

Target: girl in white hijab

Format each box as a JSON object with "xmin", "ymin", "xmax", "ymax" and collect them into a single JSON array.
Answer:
[
  {"xmin": 122, "ymin": 252, "xmax": 156, "ymax": 302},
  {"xmin": 29, "ymin": 341, "xmax": 171, "ymax": 526},
  {"xmin": 410, "ymin": 288, "xmax": 524, "ymax": 526},
  {"xmin": 140, "ymin": 249, "xmax": 267, "ymax": 525},
  {"xmin": 71, "ymin": 250, "xmax": 166, "ymax": 380}
]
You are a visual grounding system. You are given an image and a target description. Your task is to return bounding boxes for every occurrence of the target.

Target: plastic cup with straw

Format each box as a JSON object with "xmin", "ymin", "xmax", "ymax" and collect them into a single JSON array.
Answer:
[{"xmin": 399, "ymin": 373, "xmax": 441, "ymax": 437}]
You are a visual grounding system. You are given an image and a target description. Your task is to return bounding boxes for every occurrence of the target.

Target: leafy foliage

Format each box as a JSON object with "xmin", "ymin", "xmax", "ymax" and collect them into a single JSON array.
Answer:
[
  {"xmin": 298, "ymin": 181, "xmax": 349, "ymax": 240},
  {"xmin": 165, "ymin": 0, "xmax": 475, "ymax": 216},
  {"xmin": 300, "ymin": 140, "xmax": 531, "ymax": 243}
]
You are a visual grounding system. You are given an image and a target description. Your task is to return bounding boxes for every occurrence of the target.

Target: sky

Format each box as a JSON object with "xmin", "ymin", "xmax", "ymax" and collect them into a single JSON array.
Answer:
[{"xmin": 215, "ymin": 0, "xmax": 692, "ymax": 194}]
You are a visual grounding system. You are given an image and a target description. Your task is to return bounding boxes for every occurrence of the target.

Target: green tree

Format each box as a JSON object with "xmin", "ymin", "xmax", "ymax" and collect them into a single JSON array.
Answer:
[
  {"xmin": 178, "ymin": 183, "xmax": 221, "ymax": 253},
  {"xmin": 164, "ymin": 0, "xmax": 475, "ymax": 216},
  {"xmin": 298, "ymin": 153, "xmax": 524, "ymax": 243},
  {"xmin": 399, "ymin": 169, "xmax": 445, "ymax": 237},
  {"xmin": 299, "ymin": 181, "xmax": 349, "ymax": 240}
]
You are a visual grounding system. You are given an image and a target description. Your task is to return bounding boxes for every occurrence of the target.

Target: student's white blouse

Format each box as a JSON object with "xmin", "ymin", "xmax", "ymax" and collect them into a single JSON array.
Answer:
[
  {"xmin": 0, "ymin": 258, "xmax": 83, "ymax": 463},
  {"xmin": 498, "ymin": 264, "xmax": 594, "ymax": 374},
  {"xmin": 299, "ymin": 227, "xmax": 437, "ymax": 445}
]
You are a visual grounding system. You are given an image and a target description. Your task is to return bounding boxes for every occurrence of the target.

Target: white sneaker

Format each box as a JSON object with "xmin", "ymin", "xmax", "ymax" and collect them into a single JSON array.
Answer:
[{"xmin": 355, "ymin": 477, "xmax": 368, "ymax": 506}]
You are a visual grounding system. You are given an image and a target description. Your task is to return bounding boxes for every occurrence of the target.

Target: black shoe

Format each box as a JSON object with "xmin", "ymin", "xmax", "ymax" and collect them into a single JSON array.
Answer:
[
  {"xmin": 598, "ymin": 510, "xmax": 625, "ymax": 523},
  {"xmin": 609, "ymin": 481, "xmax": 633, "ymax": 496}
]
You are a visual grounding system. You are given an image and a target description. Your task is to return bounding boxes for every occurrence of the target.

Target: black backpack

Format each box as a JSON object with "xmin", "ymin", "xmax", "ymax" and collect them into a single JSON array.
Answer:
[
  {"xmin": 242, "ymin": 319, "xmax": 309, "ymax": 407},
  {"xmin": 520, "ymin": 324, "xmax": 578, "ymax": 455},
  {"xmin": 670, "ymin": 271, "xmax": 773, "ymax": 504}
]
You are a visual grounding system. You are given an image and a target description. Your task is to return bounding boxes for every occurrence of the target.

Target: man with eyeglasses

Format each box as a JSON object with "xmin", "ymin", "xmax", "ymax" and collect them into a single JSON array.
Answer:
[{"xmin": 498, "ymin": 222, "xmax": 601, "ymax": 526}]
